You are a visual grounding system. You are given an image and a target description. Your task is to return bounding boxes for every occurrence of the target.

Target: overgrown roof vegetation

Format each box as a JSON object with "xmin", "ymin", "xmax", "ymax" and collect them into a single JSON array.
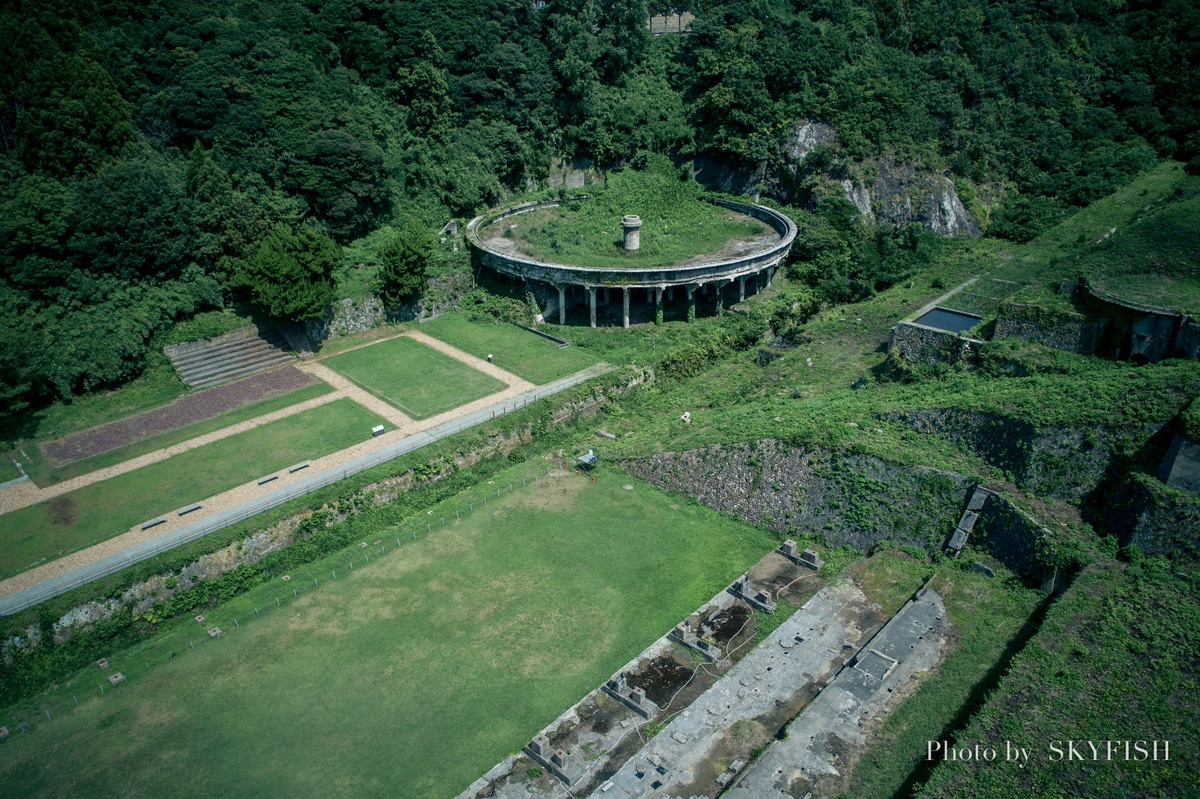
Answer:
[{"xmin": 483, "ymin": 153, "xmax": 773, "ymax": 268}]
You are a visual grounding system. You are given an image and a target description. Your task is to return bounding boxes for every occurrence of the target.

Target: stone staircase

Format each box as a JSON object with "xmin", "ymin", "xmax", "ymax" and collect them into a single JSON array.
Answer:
[
  {"xmin": 947, "ymin": 485, "xmax": 993, "ymax": 555},
  {"xmin": 275, "ymin": 321, "xmax": 315, "ymax": 359},
  {"xmin": 164, "ymin": 324, "xmax": 297, "ymax": 390}
]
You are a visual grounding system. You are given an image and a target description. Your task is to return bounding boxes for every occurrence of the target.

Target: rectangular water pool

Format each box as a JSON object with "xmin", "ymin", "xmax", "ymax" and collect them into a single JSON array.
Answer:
[{"xmin": 915, "ymin": 307, "xmax": 982, "ymax": 334}]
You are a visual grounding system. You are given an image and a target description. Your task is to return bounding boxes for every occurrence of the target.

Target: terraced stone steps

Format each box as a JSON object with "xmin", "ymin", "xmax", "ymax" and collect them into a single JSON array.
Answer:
[{"xmin": 165, "ymin": 325, "xmax": 297, "ymax": 389}]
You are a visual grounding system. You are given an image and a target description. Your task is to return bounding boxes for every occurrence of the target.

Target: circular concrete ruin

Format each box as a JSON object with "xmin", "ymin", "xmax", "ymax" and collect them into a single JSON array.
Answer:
[{"xmin": 467, "ymin": 198, "xmax": 797, "ymax": 328}]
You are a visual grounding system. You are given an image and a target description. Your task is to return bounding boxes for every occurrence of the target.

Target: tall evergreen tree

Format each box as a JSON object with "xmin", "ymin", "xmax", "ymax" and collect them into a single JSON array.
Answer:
[{"xmin": 232, "ymin": 224, "xmax": 339, "ymax": 320}]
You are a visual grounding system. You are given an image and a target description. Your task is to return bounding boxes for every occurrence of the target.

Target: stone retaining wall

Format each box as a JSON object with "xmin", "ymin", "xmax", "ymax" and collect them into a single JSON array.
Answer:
[
  {"xmin": 994, "ymin": 302, "xmax": 1098, "ymax": 355},
  {"xmin": 617, "ymin": 439, "xmax": 1051, "ymax": 578},
  {"xmin": 890, "ymin": 321, "xmax": 983, "ymax": 366}
]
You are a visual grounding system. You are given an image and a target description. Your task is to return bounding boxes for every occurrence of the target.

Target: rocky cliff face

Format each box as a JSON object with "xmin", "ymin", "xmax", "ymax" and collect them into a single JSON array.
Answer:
[{"xmin": 690, "ymin": 118, "xmax": 982, "ymax": 237}]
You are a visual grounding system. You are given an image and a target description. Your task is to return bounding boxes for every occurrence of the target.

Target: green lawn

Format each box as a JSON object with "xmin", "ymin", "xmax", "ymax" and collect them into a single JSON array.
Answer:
[
  {"xmin": 323, "ymin": 336, "xmax": 507, "ymax": 418},
  {"xmin": 481, "ymin": 156, "xmax": 777, "ymax": 269},
  {"xmin": 939, "ymin": 161, "xmax": 1196, "ymax": 321},
  {"xmin": 0, "ymin": 399, "xmax": 383, "ymax": 578},
  {"xmin": 0, "ymin": 467, "xmax": 775, "ymax": 799},
  {"xmin": 0, "ymin": 451, "xmax": 23, "ymax": 483},
  {"xmin": 916, "ymin": 558, "xmax": 1199, "ymax": 799},
  {"xmin": 21, "ymin": 381, "xmax": 334, "ymax": 487},
  {"xmin": 421, "ymin": 315, "xmax": 601, "ymax": 384}
]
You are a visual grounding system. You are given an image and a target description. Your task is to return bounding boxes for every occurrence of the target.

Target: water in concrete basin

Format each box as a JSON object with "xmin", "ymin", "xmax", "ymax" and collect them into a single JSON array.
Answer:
[{"xmin": 915, "ymin": 307, "xmax": 981, "ymax": 333}]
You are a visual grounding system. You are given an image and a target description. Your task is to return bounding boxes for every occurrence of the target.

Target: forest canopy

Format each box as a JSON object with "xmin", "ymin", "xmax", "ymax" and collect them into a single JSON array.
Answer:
[{"xmin": 0, "ymin": 0, "xmax": 1196, "ymax": 419}]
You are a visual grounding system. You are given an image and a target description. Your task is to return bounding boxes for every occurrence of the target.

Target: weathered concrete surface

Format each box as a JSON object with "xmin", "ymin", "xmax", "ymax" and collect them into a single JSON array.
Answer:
[
  {"xmin": 726, "ymin": 586, "xmax": 950, "ymax": 798},
  {"xmin": 586, "ymin": 581, "xmax": 880, "ymax": 799},
  {"xmin": 1157, "ymin": 434, "xmax": 1200, "ymax": 493}
]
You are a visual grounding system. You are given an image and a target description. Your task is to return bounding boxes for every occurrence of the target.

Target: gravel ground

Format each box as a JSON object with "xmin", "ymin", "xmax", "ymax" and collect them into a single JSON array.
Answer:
[
  {"xmin": 0, "ymin": 335, "xmax": 541, "ymax": 597},
  {"xmin": 41, "ymin": 366, "xmax": 317, "ymax": 466}
]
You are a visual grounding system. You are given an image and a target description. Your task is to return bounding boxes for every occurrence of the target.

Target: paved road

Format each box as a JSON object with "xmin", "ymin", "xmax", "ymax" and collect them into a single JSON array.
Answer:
[{"xmin": 0, "ymin": 363, "xmax": 613, "ymax": 616}]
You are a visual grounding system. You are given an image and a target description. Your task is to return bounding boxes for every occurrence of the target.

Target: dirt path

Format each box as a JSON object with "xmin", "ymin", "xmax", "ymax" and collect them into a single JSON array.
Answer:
[
  {"xmin": 0, "ymin": 333, "xmax": 548, "ymax": 597},
  {"xmin": 297, "ymin": 362, "xmax": 413, "ymax": 427},
  {"xmin": 0, "ymin": 393, "xmax": 342, "ymax": 516},
  {"xmin": 402, "ymin": 329, "xmax": 537, "ymax": 391}
]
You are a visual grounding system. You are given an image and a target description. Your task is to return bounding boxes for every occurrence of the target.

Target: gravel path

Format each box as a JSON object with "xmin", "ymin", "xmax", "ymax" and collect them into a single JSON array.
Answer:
[
  {"xmin": 0, "ymin": 331, "xmax": 560, "ymax": 598},
  {"xmin": 0, "ymin": 394, "xmax": 342, "ymax": 516}
]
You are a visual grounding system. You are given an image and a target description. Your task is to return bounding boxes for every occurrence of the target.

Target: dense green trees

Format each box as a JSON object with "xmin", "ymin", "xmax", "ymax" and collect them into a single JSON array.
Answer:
[
  {"xmin": 377, "ymin": 222, "xmax": 434, "ymax": 308},
  {"xmin": 0, "ymin": 0, "xmax": 1195, "ymax": 419},
  {"xmin": 231, "ymin": 224, "xmax": 339, "ymax": 320}
]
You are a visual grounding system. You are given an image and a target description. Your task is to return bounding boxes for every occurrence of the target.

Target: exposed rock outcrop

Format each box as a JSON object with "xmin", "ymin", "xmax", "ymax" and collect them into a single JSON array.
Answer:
[{"xmin": 689, "ymin": 118, "xmax": 982, "ymax": 237}]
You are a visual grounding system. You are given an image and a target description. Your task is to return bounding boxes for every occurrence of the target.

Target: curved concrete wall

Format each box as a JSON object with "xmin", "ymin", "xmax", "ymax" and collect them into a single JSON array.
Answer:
[{"xmin": 467, "ymin": 198, "xmax": 796, "ymax": 290}]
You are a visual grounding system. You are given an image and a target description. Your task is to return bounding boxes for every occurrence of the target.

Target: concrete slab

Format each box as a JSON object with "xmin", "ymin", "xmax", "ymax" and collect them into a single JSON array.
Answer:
[
  {"xmin": 585, "ymin": 581, "xmax": 877, "ymax": 798},
  {"xmin": 725, "ymin": 586, "xmax": 949, "ymax": 799}
]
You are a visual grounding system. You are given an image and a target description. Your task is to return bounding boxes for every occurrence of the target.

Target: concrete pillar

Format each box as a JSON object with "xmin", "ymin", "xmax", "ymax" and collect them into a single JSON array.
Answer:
[
  {"xmin": 655, "ymin": 287, "xmax": 664, "ymax": 325},
  {"xmin": 588, "ymin": 287, "xmax": 597, "ymax": 328},
  {"xmin": 622, "ymin": 215, "xmax": 642, "ymax": 251},
  {"xmin": 686, "ymin": 284, "xmax": 696, "ymax": 323},
  {"xmin": 603, "ymin": 287, "xmax": 610, "ymax": 305},
  {"xmin": 739, "ymin": 276, "xmax": 746, "ymax": 302},
  {"xmin": 622, "ymin": 289, "xmax": 630, "ymax": 329},
  {"xmin": 558, "ymin": 285, "xmax": 566, "ymax": 325},
  {"xmin": 667, "ymin": 285, "xmax": 674, "ymax": 302},
  {"xmin": 766, "ymin": 267, "xmax": 773, "ymax": 288},
  {"xmin": 716, "ymin": 280, "xmax": 728, "ymax": 315}
]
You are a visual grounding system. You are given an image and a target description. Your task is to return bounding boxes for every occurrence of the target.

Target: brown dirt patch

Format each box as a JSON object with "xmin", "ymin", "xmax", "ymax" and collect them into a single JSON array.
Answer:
[
  {"xmin": 41, "ymin": 366, "xmax": 316, "ymax": 466},
  {"xmin": 521, "ymin": 471, "xmax": 585, "ymax": 511},
  {"xmin": 47, "ymin": 496, "xmax": 77, "ymax": 526}
]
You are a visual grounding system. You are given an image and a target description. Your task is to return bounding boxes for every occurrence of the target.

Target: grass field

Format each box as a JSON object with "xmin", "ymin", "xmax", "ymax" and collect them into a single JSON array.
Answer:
[
  {"xmin": 917, "ymin": 557, "xmax": 1200, "ymax": 798},
  {"xmin": 0, "ymin": 399, "xmax": 382, "ymax": 578},
  {"xmin": 421, "ymin": 315, "xmax": 600, "ymax": 384},
  {"xmin": 940, "ymin": 161, "xmax": 1195, "ymax": 321},
  {"xmin": 20, "ymin": 381, "xmax": 334, "ymax": 487},
  {"xmin": 323, "ymin": 336, "xmax": 507, "ymax": 417},
  {"xmin": 0, "ymin": 452, "xmax": 22, "ymax": 483},
  {"xmin": 844, "ymin": 549, "xmax": 1046, "ymax": 798},
  {"xmin": 0, "ymin": 467, "xmax": 775, "ymax": 798}
]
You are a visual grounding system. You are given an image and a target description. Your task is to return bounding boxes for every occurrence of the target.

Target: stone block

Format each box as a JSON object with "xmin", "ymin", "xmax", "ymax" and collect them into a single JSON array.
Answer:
[
  {"xmin": 109, "ymin": 672, "xmax": 126, "ymax": 686},
  {"xmin": 96, "ymin": 658, "xmax": 109, "ymax": 669},
  {"xmin": 800, "ymin": 549, "xmax": 825, "ymax": 570}
]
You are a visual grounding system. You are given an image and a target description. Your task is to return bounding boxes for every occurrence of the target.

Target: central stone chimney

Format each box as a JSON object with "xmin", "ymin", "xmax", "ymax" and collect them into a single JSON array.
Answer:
[{"xmin": 622, "ymin": 215, "xmax": 642, "ymax": 251}]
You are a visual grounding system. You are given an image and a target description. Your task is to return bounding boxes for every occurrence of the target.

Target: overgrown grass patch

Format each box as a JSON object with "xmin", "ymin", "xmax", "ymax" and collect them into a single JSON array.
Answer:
[
  {"xmin": 0, "ymin": 399, "xmax": 382, "ymax": 578},
  {"xmin": 485, "ymin": 155, "xmax": 773, "ymax": 269},
  {"xmin": 19, "ymin": 381, "xmax": 334, "ymax": 487},
  {"xmin": 324, "ymin": 335, "xmax": 507, "ymax": 417},
  {"xmin": 844, "ymin": 552, "xmax": 1045, "ymax": 799},
  {"xmin": 916, "ymin": 557, "xmax": 1200, "ymax": 798},
  {"xmin": 422, "ymin": 315, "xmax": 600, "ymax": 384},
  {"xmin": 0, "ymin": 466, "xmax": 774, "ymax": 799},
  {"xmin": 0, "ymin": 451, "xmax": 22, "ymax": 482}
]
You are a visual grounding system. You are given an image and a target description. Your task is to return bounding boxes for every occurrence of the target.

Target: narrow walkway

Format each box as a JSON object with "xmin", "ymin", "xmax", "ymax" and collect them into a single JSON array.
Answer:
[
  {"xmin": 0, "ymin": 393, "xmax": 343, "ymax": 516},
  {"xmin": 0, "ymin": 332, "xmax": 529, "ymax": 517},
  {"xmin": 297, "ymin": 361, "xmax": 412, "ymax": 427},
  {"xmin": 0, "ymin": 363, "xmax": 613, "ymax": 610},
  {"xmin": 403, "ymin": 329, "xmax": 537, "ymax": 391}
]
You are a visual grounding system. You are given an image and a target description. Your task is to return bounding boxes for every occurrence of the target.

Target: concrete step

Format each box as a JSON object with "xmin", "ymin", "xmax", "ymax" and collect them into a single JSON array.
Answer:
[
  {"xmin": 275, "ymin": 322, "xmax": 315, "ymax": 359},
  {"xmin": 186, "ymin": 359, "xmax": 295, "ymax": 390},
  {"xmin": 176, "ymin": 346, "xmax": 292, "ymax": 381},
  {"xmin": 165, "ymin": 324, "xmax": 298, "ymax": 389}
]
